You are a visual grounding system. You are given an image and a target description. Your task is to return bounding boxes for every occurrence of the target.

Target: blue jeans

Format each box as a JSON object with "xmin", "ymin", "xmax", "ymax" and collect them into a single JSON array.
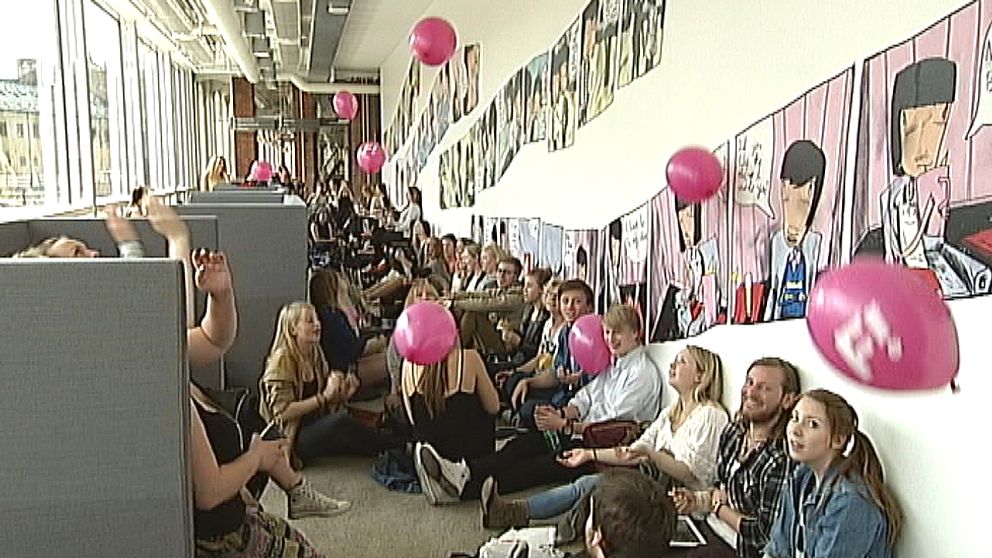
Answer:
[
  {"xmin": 526, "ymin": 473, "xmax": 601, "ymax": 519},
  {"xmin": 295, "ymin": 409, "xmax": 403, "ymax": 464}
]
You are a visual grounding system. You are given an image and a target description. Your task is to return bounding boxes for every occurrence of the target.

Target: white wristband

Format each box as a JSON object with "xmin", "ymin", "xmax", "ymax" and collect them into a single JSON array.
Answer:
[{"xmin": 117, "ymin": 240, "xmax": 145, "ymax": 259}]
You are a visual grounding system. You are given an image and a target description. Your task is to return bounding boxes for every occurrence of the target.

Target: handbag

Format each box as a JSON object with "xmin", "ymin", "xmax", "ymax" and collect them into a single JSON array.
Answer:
[{"xmin": 581, "ymin": 420, "xmax": 641, "ymax": 449}]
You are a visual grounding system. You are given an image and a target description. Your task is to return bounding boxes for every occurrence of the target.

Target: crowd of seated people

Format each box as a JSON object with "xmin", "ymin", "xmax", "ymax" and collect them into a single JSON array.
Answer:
[{"xmin": 4, "ymin": 178, "xmax": 905, "ymax": 558}]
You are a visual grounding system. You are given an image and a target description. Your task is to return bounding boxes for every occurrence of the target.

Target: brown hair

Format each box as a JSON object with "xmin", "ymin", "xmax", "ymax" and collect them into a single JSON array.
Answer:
[
  {"xmin": 589, "ymin": 468, "xmax": 676, "ymax": 558},
  {"xmin": 404, "ymin": 279, "xmax": 439, "ymax": 308},
  {"xmin": 527, "ymin": 267, "xmax": 552, "ymax": 286},
  {"xmin": 426, "ymin": 237, "xmax": 444, "ymax": 261},
  {"xmin": 803, "ymin": 389, "xmax": 903, "ymax": 547},
  {"xmin": 737, "ymin": 356, "xmax": 802, "ymax": 440},
  {"xmin": 558, "ymin": 279, "xmax": 593, "ymax": 306},
  {"xmin": 308, "ymin": 270, "xmax": 341, "ymax": 310}
]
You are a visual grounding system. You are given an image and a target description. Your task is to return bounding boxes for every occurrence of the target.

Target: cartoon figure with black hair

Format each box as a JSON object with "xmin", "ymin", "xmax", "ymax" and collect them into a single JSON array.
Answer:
[
  {"xmin": 550, "ymin": 43, "xmax": 575, "ymax": 150},
  {"xmin": 766, "ymin": 140, "xmax": 826, "ymax": 320},
  {"xmin": 877, "ymin": 57, "xmax": 989, "ymax": 297},
  {"xmin": 656, "ymin": 194, "xmax": 719, "ymax": 340},
  {"xmin": 596, "ymin": 218, "xmax": 623, "ymax": 312},
  {"xmin": 575, "ymin": 245, "xmax": 589, "ymax": 283}
]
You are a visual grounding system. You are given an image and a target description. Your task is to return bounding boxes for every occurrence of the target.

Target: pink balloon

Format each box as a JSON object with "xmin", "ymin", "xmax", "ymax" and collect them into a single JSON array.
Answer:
[
  {"xmin": 666, "ymin": 146, "xmax": 723, "ymax": 203},
  {"xmin": 568, "ymin": 314, "xmax": 612, "ymax": 375},
  {"xmin": 806, "ymin": 259, "xmax": 959, "ymax": 391},
  {"xmin": 356, "ymin": 142, "xmax": 387, "ymax": 174},
  {"xmin": 333, "ymin": 91, "xmax": 359, "ymax": 120},
  {"xmin": 410, "ymin": 17, "xmax": 457, "ymax": 66},
  {"xmin": 253, "ymin": 161, "xmax": 273, "ymax": 182},
  {"xmin": 394, "ymin": 302, "xmax": 459, "ymax": 365}
]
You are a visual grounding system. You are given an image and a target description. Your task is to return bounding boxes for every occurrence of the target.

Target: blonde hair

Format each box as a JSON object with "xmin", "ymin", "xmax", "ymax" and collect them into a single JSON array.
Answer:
[
  {"xmin": 482, "ymin": 242, "xmax": 507, "ymax": 263},
  {"xmin": 671, "ymin": 345, "xmax": 725, "ymax": 426},
  {"xmin": 12, "ymin": 237, "xmax": 60, "ymax": 258},
  {"xmin": 265, "ymin": 302, "xmax": 329, "ymax": 383},
  {"xmin": 404, "ymin": 279, "xmax": 439, "ymax": 308},
  {"xmin": 602, "ymin": 304, "xmax": 641, "ymax": 335}
]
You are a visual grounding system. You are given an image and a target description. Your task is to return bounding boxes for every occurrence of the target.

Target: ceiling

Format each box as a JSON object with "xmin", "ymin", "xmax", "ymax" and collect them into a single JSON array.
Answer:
[
  {"xmin": 126, "ymin": 0, "xmax": 432, "ymax": 89},
  {"xmin": 332, "ymin": 0, "xmax": 435, "ymax": 72}
]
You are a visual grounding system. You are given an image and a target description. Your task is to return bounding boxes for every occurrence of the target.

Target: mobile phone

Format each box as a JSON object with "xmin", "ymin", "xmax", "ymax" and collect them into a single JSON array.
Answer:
[{"xmin": 260, "ymin": 421, "xmax": 284, "ymax": 441}]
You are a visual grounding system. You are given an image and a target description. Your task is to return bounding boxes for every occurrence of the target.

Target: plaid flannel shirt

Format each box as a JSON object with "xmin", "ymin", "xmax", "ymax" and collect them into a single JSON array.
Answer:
[{"xmin": 715, "ymin": 421, "xmax": 793, "ymax": 558}]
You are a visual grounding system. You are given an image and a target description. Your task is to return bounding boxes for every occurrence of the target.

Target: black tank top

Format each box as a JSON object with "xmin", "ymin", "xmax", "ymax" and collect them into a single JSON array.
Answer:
[
  {"xmin": 191, "ymin": 397, "xmax": 246, "ymax": 539},
  {"xmin": 408, "ymin": 350, "xmax": 495, "ymax": 462}
]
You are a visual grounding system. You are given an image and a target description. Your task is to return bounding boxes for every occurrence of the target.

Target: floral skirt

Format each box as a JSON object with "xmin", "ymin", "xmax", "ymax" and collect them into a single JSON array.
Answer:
[{"xmin": 195, "ymin": 508, "xmax": 325, "ymax": 558}]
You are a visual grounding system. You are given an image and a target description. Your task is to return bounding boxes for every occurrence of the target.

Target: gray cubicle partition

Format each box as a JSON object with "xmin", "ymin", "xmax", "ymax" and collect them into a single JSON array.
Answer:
[
  {"xmin": 187, "ymin": 191, "xmax": 284, "ymax": 204},
  {"xmin": 0, "ymin": 220, "xmax": 29, "ymax": 256},
  {"xmin": 0, "ymin": 259, "xmax": 192, "ymax": 558},
  {"xmin": 175, "ymin": 199, "xmax": 307, "ymax": 390},
  {"xmin": 1, "ymin": 216, "xmax": 223, "ymax": 389}
]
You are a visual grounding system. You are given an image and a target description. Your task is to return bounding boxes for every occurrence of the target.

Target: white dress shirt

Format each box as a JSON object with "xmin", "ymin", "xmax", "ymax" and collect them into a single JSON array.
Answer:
[{"xmin": 569, "ymin": 345, "xmax": 662, "ymax": 425}]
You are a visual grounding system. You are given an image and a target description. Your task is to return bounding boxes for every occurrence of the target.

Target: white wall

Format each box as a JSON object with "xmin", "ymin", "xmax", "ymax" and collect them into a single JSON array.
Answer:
[{"xmin": 380, "ymin": 1, "xmax": 982, "ymax": 556}]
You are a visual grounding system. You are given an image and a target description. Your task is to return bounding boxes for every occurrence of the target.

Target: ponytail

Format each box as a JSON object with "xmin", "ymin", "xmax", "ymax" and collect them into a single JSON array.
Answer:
[
  {"xmin": 834, "ymin": 430, "xmax": 903, "ymax": 547},
  {"xmin": 417, "ymin": 360, "xmax": 450, "ymax": 419}
]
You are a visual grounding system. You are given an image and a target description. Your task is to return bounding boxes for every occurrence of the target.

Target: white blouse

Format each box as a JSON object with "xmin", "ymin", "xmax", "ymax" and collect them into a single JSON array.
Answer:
[{"xmin": 630, "ymin": 403, "xmax": 729, "ymax": 489}]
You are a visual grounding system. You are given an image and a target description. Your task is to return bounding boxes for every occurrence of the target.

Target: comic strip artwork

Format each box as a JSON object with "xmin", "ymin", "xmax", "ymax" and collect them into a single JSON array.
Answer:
[
  {"xmin": 508, "ymin": 218, "xmax": 542, "ymax": 272},
  {"xmin": 649, "ymin": 152, "xmax": 730, "ymax": 342},
  {"xmin": 549, "ymin": 16, "xmax": 581, "ymax": 152},
  {"xmin": 462, "ymin": 44, "xmax": 482, "ymax": 117},
  {"xmin": 597, "ymin": 203, "xmax": 650, "ymax": 335},
  {"xmin": 497, "ymin": 71, "xmax": 525, "ymax": 180},
  {"xmin": 483, "ymin": 217, "xmax": 498, "ymax": 246},
  {"xmin": 541, "ymin": 223, "xmax": 566, "ymax": 275},
  {"xmin": 852, "ymin": 0, "xmax": 992, "ymax": 300},
  {"xmin": 564, "ymin": 230, "xmax": 601, "ymax": 294},
  {"xmin": 524, "ymin": 53, "xmax": 550, "ymax": 144},
  {"xmin": 579, "ymin": 0, "xmax": 620, "ymax": 127},
  {"xmin": 617, "ymin": 0, "xmax": 666, "ymax": 87},
  {"xmin": 439, "ymin": 150, "xmax": 455, "ymax": 210},
  {"xmin": 384, "ymin": 59, "xmax": 421, "ymax": 159},
  {"xmin": 478, "ymin": 102, "xmax": 499, "ymax": 191},
  {"xmin": 731, "ymin": 68, "xmax": 854, "ymax": 324}
]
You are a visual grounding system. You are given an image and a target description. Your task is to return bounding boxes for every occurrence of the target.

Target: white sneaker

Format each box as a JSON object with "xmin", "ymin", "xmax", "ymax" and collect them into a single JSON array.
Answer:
[
  {"xmin": 414, "ymin": 442, "xmax": 470, "ymax": 506},
  {"xmin": 286, "ymin": 478, "xmax": 351, "ymax": 519}
]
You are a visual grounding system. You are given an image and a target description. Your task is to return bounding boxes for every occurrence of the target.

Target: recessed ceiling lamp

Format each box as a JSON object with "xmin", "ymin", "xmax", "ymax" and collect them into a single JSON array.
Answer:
[
  {"xmin": 233, "ymin": 0, "xmax": 256, "ymax": 12},
  {"xmin": 251, "ymin": 37, "xmax": 271, "ymax": 57},
  {"xmin": 327, "ymin": 4, "xmax": 349, "ymax": 16},
  {"xmin": 243, "ymin": 10, "xmax": 266, "ymax": 38}
]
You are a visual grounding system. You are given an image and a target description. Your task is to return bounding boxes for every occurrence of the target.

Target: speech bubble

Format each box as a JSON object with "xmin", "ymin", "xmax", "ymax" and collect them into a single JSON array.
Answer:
[
  {"xmin": 528, "ymin": 219, "xmax": 542, "ymax": 242},
  {"xmin": 967, "ymin": 23, "xmax": 992, "ymax": 139},
  {"xmin": 622, "ymin": 205, "xmax": 649, "ymax": 264},
  {"xmin": 733, "ymin": 117, "xmax": 775, "ymax": 218},
  {"xmin": 508, "ymin": 219, "xmax": 522, "ymax": 256}
]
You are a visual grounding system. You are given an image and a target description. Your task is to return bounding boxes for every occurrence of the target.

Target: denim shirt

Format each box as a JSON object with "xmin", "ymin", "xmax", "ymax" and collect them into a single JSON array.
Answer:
[{"xmin": 765, "ymin": 465, "xmax": 891, "ymax": 558}]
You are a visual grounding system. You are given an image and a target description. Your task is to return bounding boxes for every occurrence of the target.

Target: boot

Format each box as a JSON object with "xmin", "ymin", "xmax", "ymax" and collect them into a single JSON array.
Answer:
[
  {"xmin": 286, "ymin": 478, "xmax": 351, "ymax": 519},
  {"xmin": 480, "ymin": 477, "xmax": 529, "ymax": 529}
]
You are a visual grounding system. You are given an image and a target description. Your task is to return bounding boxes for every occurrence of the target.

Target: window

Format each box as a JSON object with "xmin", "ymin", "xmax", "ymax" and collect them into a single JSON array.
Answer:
[
  {"xmin": 83, "ymin": 0, "xmax": 127, "ymax": 199},
  {"xmin": 0, "ymin": 0, "xmax": 64, "ymax": 210}
]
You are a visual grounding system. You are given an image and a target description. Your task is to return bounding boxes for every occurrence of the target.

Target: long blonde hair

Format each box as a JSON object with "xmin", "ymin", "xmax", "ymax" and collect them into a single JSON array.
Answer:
[
  {"xmin": 803, "ymin": 389, "xmax": 903, "ymax": 547},
  {"xmin": 671, "ymin": 345, "xmax": 725, "ymax": 426},
  {"xmin": 265, "ymin": 302, "xmax": 329, "ymax": 383}
]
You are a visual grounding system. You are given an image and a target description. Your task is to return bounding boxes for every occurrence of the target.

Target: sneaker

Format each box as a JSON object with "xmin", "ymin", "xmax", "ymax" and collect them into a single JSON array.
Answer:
[
  {"xmin": 413, "ymin": 442, "xmax": 469, "ymax": 506},
  {"xmin": 287, "ymin": 478, "xmax": 351, "ymax": 519}
]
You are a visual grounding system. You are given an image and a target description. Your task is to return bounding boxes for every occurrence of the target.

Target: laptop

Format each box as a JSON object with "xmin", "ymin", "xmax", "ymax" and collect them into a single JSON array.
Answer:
[{"xmin": 670, "ymin": 515, "xmax": 707, "ymax": 548}]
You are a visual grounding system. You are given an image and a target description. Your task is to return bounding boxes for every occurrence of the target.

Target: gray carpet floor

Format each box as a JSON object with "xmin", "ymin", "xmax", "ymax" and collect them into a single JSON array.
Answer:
[{"xmin": 259, "ymin": 454, "xmax": 495, "ymax": 557}]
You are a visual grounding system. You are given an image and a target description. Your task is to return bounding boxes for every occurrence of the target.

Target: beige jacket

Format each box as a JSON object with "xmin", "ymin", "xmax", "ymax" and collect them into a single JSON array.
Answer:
[
  {"xmin": 452, "ymin": 284, "xmax": 526, "ymax": 326},
  {"xmin": 258, "ymin": 349, "xmax": 329, "ymax": 468}
]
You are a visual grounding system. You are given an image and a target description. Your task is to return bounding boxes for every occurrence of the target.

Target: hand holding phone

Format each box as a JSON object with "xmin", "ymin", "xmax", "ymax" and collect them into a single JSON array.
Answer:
[{"xmin": 260, "ymin": 421, "xmax": 284, "ymax": 441}]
